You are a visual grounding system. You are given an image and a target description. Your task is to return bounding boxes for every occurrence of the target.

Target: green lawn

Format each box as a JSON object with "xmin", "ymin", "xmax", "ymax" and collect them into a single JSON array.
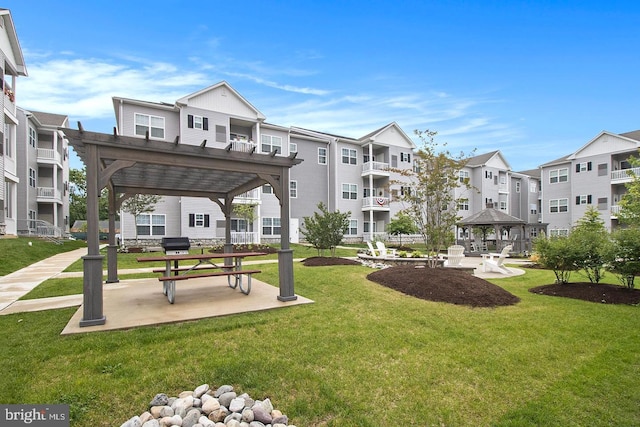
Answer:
[
  {"xmin": 1, "ymin": 260, "xmax": 639, "ymax": 426},
  {"xmin": 0, "ymin": 237, "xmax": 86, "ymax": 276}
]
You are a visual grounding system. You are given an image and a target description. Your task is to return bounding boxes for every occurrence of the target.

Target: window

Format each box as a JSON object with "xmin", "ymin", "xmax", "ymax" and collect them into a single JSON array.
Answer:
[
  {"xmin": 413, "ymin": 160, "xmax": 421, "ymax": 173},
  {"xmin": 4, "ymin": 123, "xmax": 11, "ymax": 157},
  {"xmin": 550, "ymin": 198, "xmax": 568, "ymax": 213},
  {"xmin": 597, "ymin": 197, "xmax": 608, "ymax": 210},
  {"xmin": 135, "ymin": 113, "xmax": 165, "ymax": 139},
  {"xmin": 457, "ymin": 199, "xmax": 469, "ymax": 211},
  {"xmin": 576, "ymin": 162, "xmax": 592, "ymax": 173},
  {"xmin": 4, "ymin": 182, "xmax": 11, "ymax": 218},
  {"xmin": 28, "ymin": 210, "xmax": 36, "ymax": 230},
  {"xmin": 262, "ymin": 184, "xmax": 273, "ymax": 194},
  {"xmin": 400, "ymin": 152, "xmax": 411, "ymax": 162},
  {"xmin": 530, "ymin": 204, "xmax": 538, "ymax": 215},
  {"xmin": 530, "ymin": 182, "xmax": 537, "ymax": 193},
  {"xmin": 28, "ymin": 126, "xmax": 37, "ymax": 147},
  {"xmin": 187, "ymin": 114, "xmax": 209, "ymax": 130},
  {"xmin": 549, "ymin": 168, "xmax": 568, "ymax": 184},
  {"xmin": 598, "ymin": 163, "xmax": 608, "ymax": 176},
  {"xmin": 500, "ymin": 201, "xmax": 507, "ymax": 210},
  {"xmin": 364, "ymin": 222, "xmax": 377, "ymax": 233},
  {"xmin": 550, "ymin": 229, "xmax": 569, "ymax": 237},
  {"xmin": 342, "ymin": 183, "xmax": 358, "ymax": 200},
  {"xmin": 576, "ymin": 195, "xmax": 592, "ymax": 205},
  {"xmin": 289, "ymin": 142, "xmax": 297, "ymax": 155},
  {"xmin": 188, "ymin": 213, "xmax": 210, "ymax": 227},
  {"xmin": 459, "ymin": 170, "xmax": 469, "ymax": 183},
  {"xmin": 29, "ymin": 168, "xmax": 36, "ymax": 187},
  {"xmin": 290, "ymin": 180, "xmax": 297, "ymax": 198},
  {"xmin": 261, "ymin": 135, "xmax": 282, "ymax": 154},
  {"xmin": 515, "ymin": 181, "xmax": 521, "ymax": 193},
  {"xmin": 485, "ymin": 170, "xmax": 493, "ymax": 179},
  {"xmin": 346, "ymin": 219, "xmax": 358, "ymax": 235},
  {"xmin": 318, "ymin": 147, "xmax": 327, "ymax": 165},
  {"xmin": 341, "ymin": 148, "xmax": 357, "ymax": 165},
  {"xmin": 262, "ymin": 217, "xmax": 281, "ymax": 235},
  {"xmin": 136, "ymin": 214, "xmax": 166, "ymax": 236},
  {"xmin": 231, "ymin": 219, "xmax": 248, "ymax": 232},
  {"xmin": 401, "ymin": 186, "xmax": 411, "ymax": 196}
]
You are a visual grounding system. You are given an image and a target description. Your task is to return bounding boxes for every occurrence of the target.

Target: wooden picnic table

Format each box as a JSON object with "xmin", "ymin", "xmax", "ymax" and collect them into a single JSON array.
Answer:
[{"xmin": 137, "ymin": 252, "xmax": 267, "ymax": 303}]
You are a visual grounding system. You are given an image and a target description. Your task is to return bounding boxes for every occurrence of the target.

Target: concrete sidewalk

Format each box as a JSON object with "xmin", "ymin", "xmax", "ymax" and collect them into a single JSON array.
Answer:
[{"xmin": 0, "ymin": 247, "xmax": 88, "ymax": 311}]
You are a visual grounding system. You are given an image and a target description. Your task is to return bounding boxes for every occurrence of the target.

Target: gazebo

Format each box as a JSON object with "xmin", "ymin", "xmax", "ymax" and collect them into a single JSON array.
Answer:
[
  {"xmin": 457, "ymin": 208, "xmax": 543, "ymax": 254},
  {"xmin": 65, "ymin": 125, "xmax": 302, "ymax": 327}
]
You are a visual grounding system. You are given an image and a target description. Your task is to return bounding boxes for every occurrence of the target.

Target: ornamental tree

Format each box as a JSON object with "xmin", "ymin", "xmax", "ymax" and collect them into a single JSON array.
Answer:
[{"xmin": 301, "ymin": 202, "xmax": 351, "ymax": 257}]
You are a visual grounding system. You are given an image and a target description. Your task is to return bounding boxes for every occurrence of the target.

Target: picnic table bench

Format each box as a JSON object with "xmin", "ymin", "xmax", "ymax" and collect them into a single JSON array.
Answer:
[{"xmin": 137, "ymin": 252, "xmax": 266, "ymax": 303}]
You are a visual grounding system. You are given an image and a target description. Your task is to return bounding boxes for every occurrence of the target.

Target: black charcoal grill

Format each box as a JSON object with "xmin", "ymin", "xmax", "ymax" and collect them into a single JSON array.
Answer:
[{"xmin": 161, "ymin": 237, "xmax": 191, "ymax": 255}]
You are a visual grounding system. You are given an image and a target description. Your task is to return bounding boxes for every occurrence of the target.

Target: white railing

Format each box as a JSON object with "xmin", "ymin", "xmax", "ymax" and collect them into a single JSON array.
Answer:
[
  {"xmin": 17, "ymin": 219, "xmax": 65, "ymax": 242},
  {"xmin": 37, "ymin": 187, "xmax": 62, "ymax": 200},
  {"xmin": 611, "ymin": 167, "xmax": 640, "ymax": 182},
  {"xmin": 362, "ymin": 196, "xmax": 390, "ymax": 209},
  {"xmin": 4, "ymin": 84, "xmax": 15, "ymax": 114},
  {"xmin": 611, "ymin": 205, "xmax": 621, "ymax": 217},
  {"xmin": 362, "ymin": 161, "xmax": 390, "ymax": 174},
  {"xmin": 231, "ymin": 232, "xmax": 259, "ymax": 244},
  {"xmin": 234, "ymin": 189, "xmax": 260, "ymax": 200},
  {"xmin": 37, "ymin": 148, "xmax": 62, "ymax": 163},
  {"xmin": 230, "ymin": 139, "xmax": 257, "ymax": 153}
]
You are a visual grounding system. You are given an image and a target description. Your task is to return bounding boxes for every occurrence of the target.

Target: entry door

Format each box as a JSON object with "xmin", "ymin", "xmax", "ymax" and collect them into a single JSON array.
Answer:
[{"xmin": 290, "ymin": 218, "xmax": 299, "ymax": 243}]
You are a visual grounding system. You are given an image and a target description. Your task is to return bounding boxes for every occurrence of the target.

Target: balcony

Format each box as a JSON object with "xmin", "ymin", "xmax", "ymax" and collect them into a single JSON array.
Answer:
[
  {"xmin": 3, "ymin": 83, "xmax": 15, "ymax": 114},
  {"xmin": 37, "ymin": 148, "xmax": 62, "ymax": 165},
  {"xmin": 37, "ymin": 187, "xmax": 62, "ymax": 203},
  {"xmin": 233, "ymin": 189, "xmax": 261, "ymax": 203},
  {"xmin": 362, "ymin": 196, "xmax": 390, "ymax": 211},
  {"xmin": 230, "ymin": 139, "xmax": 257, "ymax": 153},
  {"xmin": 611, "ymin": 205, "xmax": 621, "ymax": 218},
  {"xmin": 362, "ymin": 161, "xmax": 390, "ymax": 177},
  {"xmin": 611, "ymin": 167, "xmax": 640, "ymax": 184}
]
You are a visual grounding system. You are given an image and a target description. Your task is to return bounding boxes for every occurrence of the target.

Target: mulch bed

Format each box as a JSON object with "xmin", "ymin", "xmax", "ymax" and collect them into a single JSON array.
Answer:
[{"xmin": 529, "ymin": 282, "xmax": 640, "ymax": 305}]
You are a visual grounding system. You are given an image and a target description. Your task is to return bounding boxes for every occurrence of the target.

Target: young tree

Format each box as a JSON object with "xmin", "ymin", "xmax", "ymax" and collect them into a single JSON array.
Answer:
[
  {"xmin": 121, "ymin": 194, "xmax": 162, "ymax": 244},
  {"xmin": 233, "ymin": 203, "xmax": 257, "ymax": 244},
  {"xmin": 386, "ymin": 212, "xmax": 418, "ymax": 247},
  {"xmin": 69, "ymin": 168, "xmax": 109, "ymax": 225},
  {"xmin": 617, "ymin": 154, "xmax": 640, "ymax": 226},
  {"xmin": 392, "ymin": 130, "xmax": 473, "ymax": 267},
  {"xmin": 569, "ymin": 207, "xmax": 611, "ymax": 283},
  {"xmin": 301, "ymin": 202, "xmax": 350, "ymax": 257}
]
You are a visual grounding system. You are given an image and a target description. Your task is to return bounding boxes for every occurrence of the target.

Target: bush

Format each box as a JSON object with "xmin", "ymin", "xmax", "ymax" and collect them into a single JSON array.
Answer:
[
  {"xmin": 533, "ymin": 235, "xmax": 580, "ymax": 284},
  {"xmin": 604, "ymin": 227, "xmax": 640, "ymax": 289}
]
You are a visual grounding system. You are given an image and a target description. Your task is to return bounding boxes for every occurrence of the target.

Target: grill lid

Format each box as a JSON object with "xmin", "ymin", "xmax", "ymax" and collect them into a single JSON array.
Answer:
[{"xmin": 161, "ymin": 237, "xmax": 191, "ymax": 251}]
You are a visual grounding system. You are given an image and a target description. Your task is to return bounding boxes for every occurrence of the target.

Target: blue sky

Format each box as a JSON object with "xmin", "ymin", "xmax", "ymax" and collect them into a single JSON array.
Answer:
[{"xmin": 6, "ymin": 0, "xmax": 640, "ymax": 171}]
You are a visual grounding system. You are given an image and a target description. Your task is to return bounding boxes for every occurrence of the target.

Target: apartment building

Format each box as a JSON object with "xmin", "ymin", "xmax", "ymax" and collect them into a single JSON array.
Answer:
[
  {"xmin": 540, "ymin": 130, "xmax": 640, "ymax": 235},
  {"xmin": 0, "ymin": 8, "xmax": 27, "ymax": 236},
  {"xmin": 15, "ymin": 108, "xmax": 70, "ymax": 238},
  {"xmin": 114, "ymin": 82, "xmax": 417, "ymax": 245}
]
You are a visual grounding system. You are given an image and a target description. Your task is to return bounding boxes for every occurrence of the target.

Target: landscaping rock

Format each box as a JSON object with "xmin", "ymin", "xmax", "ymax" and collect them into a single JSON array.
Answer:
[{"xmin": 122, "ymin": 384, "xmax": 293, "ymax": 427}]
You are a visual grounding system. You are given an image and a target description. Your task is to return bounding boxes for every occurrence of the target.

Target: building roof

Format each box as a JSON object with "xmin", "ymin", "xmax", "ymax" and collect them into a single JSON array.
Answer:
[
  {"xmin": 620, "ymin": 130, "xmax": 640, "ymax": 142},
  {"xmin": 516, "ymin": 168, "xmax": 541, "ymax": 179},
  {"xmin": 0, "ymin": 9, "xmax": 27, "ymax": 76},
  {"xmin": 30, "ymin": 110, "xmax": 69, "ymax": 127}
]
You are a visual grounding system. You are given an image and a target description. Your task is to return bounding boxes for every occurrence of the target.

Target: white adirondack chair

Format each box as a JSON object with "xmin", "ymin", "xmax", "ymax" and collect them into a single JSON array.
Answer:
[
  {"xmin": 481, "ymin": 244, "xmax": 513, "ymax": 274},
  {"xmin": 376, "ymin": 241, "xmax": 397, "ymax": 258},
  {"xmin": 445, "ymin": 245, "xmax": 465, "ymax": 267},
  {"xmin": 366, "ymin": 241, "xmax": 378, "ymax": 257}
]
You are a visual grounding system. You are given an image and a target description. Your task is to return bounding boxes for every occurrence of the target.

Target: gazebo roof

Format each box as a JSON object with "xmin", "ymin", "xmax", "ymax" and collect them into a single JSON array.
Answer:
[{"xmin": 458, "ymin": 208, "xmax": 526, "ymax": 226}]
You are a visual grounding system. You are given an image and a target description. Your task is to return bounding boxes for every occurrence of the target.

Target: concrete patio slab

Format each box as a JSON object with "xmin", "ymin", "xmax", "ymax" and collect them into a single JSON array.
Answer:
[{"xmin": 61, "ymin": 276, "xmax": 314, "ymax": 335}]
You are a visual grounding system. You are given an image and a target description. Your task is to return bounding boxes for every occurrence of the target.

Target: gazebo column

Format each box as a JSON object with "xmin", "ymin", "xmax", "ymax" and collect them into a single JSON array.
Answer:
[
  {"xmin": 277, "ymin": 167, "xmax": 296, "ymax": 301},
  {"xmin": 80, "ymin": 144, "xmax": 106, "ymax": 327},
  {"xmin": 106, "ymin": 186, "xmax": 119, "ymax": 284}
]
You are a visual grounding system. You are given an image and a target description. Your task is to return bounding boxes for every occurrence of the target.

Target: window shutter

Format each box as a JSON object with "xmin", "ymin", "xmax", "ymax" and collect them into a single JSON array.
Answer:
[
  {"xmin": 203, "ymin": 117, "xmax": 209, "ymax": 131},
  {"xmin": 587, "ymin": 162, "xmax": 592, "ymax": 171},
  {"xmin": 189, "ymin": 213, "xmax": 195, "ymax": 227},
  {"xmin": 576, "ymin": 196, "xmax": 580, "ymax": 205},
  {"xmin": 576, "ymin": 164, "xmax": 580, "ymax": 173},
  {"xmin": 587, "ymin": 195, "xmax": 592, "ymax": 204},
  {"xmin": 204, "ymin": 214, "xmax": 210, "ymax": 227},
  {"xmin": 188, "ymin": 114, "xmax": 194, "ymax": 128}
]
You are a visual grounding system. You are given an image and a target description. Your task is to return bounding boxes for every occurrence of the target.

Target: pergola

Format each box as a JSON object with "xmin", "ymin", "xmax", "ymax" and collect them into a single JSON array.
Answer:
[
  {"xmin": 457, "ymin": 208, "xmax": 543, "ymax": 253},
  {"xmin": 65, "ymin": 125, "xmax": 303, "ymax": 327}
]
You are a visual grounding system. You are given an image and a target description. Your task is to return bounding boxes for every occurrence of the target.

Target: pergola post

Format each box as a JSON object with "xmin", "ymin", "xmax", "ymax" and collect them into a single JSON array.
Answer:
[
  {"xmin": 277, "ymin": 167, "xmax": 296, "ymax": 301},
  {"xmin": 106, "ymin": 186, "xmax": 119, "ymax": 283},
  {"xmin": 80, "ymin": 144, "xmax": 106, "ymax": 326}
]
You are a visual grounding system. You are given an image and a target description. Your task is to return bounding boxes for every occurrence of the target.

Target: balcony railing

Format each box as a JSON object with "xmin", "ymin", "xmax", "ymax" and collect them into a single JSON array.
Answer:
[
  {"xmin": 230, "ymin": 139, "xmax": 257, "ymax": 153},
  {"xmin": 37, "ymin": 187, "xmax": 62, "ymax": 201},
  {"xmin": 362, "ymin": 161, "xmax": 390, "ymax": 175},
  {"xmin": 37, "ymin": 148, "xmax": 62, "ymax": 164},
  {"xmin": 230, "ymin": 232, "xmax": 259, "ymax": 244},
  {"xmin": 4, "ymin": 83, "xmax": 15, "ymax": 113},
  {"xmin": 611, "ymin": 205, "xmax": 621, "ymax": 218},
  {"xmin": 234, "ymin": 189, "xmax": 260, "ymax": 201},
  {"xmin": 362, "ymin": 196, "xmax": 390, "ymax": 209},
  {"xmin": 611, "ymin": 167, "xmax": 640, "ymax": 183}
]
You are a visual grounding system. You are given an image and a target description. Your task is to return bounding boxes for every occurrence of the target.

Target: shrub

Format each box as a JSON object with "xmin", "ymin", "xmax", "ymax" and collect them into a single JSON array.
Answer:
[
  {"xmin": 533, "ymin": 235, "xmax": 580, "ymax": 284},
  {"xmin": 604, "ymin": 227, "xmax": 640, "ymax": 289}
]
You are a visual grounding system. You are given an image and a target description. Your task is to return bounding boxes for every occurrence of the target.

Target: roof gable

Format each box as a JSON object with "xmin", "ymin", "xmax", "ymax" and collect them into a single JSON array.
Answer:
[
  {"xmin": 0, "ymin": 9, "xmax": 27, "ymax": 76},
  {"xmin": 569, "ymin": 131, "xmax": 640, "ymax": 160},
  {"xmin": 359, "ymin": 122, "xmax": 416, "ymax": 149},
  {"xmin": 176, "ymin": 81, "xmax": 266, "ymax": 121},
  {"xmin": 466, "ymin": 150, "xmax": 511, "ymax": 170}
]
